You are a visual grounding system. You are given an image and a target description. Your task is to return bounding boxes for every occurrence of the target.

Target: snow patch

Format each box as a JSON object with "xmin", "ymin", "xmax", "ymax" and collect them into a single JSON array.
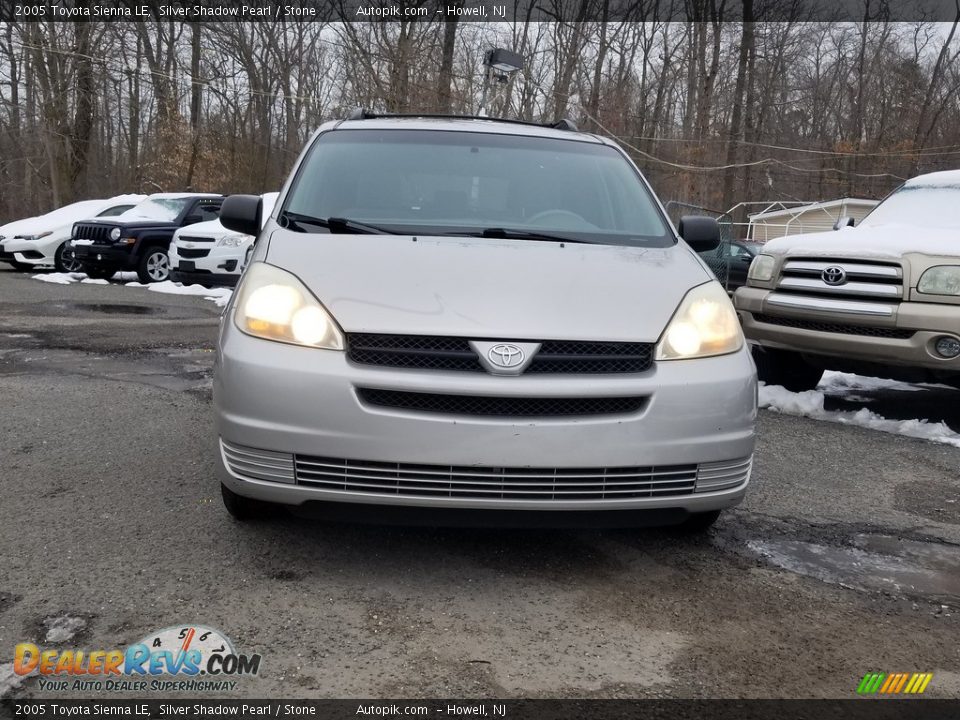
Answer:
[
  {"xmin": 819, "ymin": 370, "xmax": 926, "ymax": 394},
  {"xmin": 31, "ymin": 272, "xmax": 86, "ymax": 284},
  {"xmin": 43, "ymin": 615, "xmax": 87, "ymax": 643},
  {"xmin": 80, "ymin": 278, "xmax": 109, "ymax": 285},
  {"xmin": 0, "ymin": 662, "xmax": 26, "ymax": 698},
  {"xmin": 143, "ymin": 280, "xmax": 233, "ymax": 307},
  {"xmin": 759, "ymin": 383, "xmax": 960, "ymax": 447}
]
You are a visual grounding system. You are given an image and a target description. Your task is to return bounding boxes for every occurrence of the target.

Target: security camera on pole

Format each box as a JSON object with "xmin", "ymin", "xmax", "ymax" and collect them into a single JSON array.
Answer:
[{"xmin": 477, "ymin": 48, "xmax": 524, "ymax": 117}]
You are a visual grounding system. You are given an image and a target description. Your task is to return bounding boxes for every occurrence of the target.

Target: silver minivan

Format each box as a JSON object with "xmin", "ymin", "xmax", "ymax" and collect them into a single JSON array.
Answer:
[{"xmin": 214, "ymin": 114, "xmax": 757, "ymax": 529}]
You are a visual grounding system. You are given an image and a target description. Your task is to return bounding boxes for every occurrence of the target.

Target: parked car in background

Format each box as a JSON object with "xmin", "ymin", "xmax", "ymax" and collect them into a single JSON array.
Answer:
[
  {"xmin": 699, "ymin": 240, "xmax": 764, "ymax": 292},
  {"xmin": 0, "ymin": 196, "xmax": 143, "ymax": 272},
  {"xmin": 170, "ymin": 192, "xmax": 278, "ymax": 287},
  {"xmin": 214, "ymin": 113, "xmax": 757, "ymax": 530},
  {"xmin": 735, "ymin": 169, "xmax": 960, "ymax": 391},
  {"xmin": 72, "ymin": 193, "xmax": 224, "ymax": 283}
]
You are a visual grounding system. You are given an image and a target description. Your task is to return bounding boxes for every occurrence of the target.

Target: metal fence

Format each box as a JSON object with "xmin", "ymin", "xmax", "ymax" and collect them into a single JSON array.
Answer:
[{"xmin": 664, "ymin": 201, "xmax": 739, "ymax": 292}]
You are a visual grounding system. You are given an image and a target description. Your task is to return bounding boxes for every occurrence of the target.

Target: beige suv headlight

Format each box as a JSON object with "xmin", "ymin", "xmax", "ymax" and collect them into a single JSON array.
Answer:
[
  {"xmin": 918, "ymin": 265, "xmax": 960, "ymax": 296},
  {"xmin": 234, "ymin": 262, "xmax": 344, "ymax": 350},
  {"xmin": 747, "ymin": 254, "xmax": 776, "ymax": 283},
  {"xmin": 656, "ymin": 282, "xmax": 744, "ymax": 360}
]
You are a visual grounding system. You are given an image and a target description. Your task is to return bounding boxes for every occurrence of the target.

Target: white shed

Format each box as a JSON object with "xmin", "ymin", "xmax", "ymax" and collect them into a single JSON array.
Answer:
[{"xmin": 747, "ymin": 198, "xmax": 878, "ymax": 241}]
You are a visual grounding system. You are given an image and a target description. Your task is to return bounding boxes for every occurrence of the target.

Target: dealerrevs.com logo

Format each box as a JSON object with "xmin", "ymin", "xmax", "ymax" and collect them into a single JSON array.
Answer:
[{"xmin": 14, "ymin": 625, "xmax": 262, "ymax": 693}]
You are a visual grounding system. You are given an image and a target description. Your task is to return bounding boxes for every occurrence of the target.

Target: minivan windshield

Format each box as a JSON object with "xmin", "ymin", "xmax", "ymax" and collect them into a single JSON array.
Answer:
[
  {"xmin": 283, "ymin": 129, "xmax": 672, "ymax": 247},
  {"xmin": 860, "ymin": 183, "xmax": 960, "ymax": 229}
]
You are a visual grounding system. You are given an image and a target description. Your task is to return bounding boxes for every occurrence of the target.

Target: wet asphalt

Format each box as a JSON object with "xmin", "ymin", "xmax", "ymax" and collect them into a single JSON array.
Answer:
[{"xmin": 0, "ymin": 265, "xmax": 958, "ymax": 700}]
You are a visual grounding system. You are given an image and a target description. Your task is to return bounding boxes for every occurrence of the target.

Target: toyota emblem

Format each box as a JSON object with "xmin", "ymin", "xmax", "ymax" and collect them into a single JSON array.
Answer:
[
  {"xmin": 821, "ymin": 266, "xmax": 847, "ymax": 286},
  {"xmin": 488, "ymin": 344, "xmax": 525, "ymax": 368}
]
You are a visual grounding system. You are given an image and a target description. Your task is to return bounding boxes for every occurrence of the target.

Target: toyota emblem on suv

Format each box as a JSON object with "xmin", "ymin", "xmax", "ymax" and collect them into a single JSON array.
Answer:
[
  {"xmin": 821, "ymin": 266, "xmax": 847, "ymax": 286},
  {"xmin": 488, "ymin": 344, "xmax": 525, "ymax": 368}
]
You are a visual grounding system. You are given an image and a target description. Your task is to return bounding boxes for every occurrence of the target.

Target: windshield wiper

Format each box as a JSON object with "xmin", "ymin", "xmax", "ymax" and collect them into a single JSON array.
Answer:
[
  {"xmin": 477, "ymin": 227, "xmax": 597, "ymax": 244},
  {"xmin": 278, "ymin": 211, "xmax": 398, "ymax": 235}
]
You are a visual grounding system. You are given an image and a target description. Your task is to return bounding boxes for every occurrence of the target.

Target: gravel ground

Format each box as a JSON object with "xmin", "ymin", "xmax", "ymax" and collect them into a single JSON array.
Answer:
[{"xmin": 0, "ymin": 266, "xmax": 958, "ymax": 700}]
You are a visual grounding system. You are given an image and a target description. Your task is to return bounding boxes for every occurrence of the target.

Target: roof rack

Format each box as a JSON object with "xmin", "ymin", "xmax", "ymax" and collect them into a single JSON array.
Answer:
[{"xmin": 344, "ymin": 108, "xmax": 578, "ymax": 132}]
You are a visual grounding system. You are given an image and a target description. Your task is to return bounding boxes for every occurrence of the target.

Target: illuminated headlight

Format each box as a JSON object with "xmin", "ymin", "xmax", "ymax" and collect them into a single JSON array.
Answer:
[
  {"xmin": 918, "ymin": 266, "xmax": 960, "ymax": 296},
  {"xmin": 656, "ymin": 282, "xmax": 744, "ymax": 360},
  {"xmin": 218, "ymin": 233, "xmax": 251, "ymax": 248},
  {"xmin": 109, "ymin": 228, "xmax": 122, "ymax": 241},
  {"xmin": 234, "ymin": 262, "xmax": 344, "ymax": 350},
  {"xmin": 747, "ymin": 254, "xmax": 776, "ymax": 283}
]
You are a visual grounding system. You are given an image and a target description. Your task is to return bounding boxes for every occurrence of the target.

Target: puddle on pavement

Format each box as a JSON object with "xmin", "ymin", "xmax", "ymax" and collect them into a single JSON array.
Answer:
[
  {"xmin": 55, "ymin": 302, "xmax": 161, "ymax": 316},
  {"xmin": 0, "ymin": 347, "xmax": 212, "ymax": 394},
  {"xmin": 748, "ymin": 533, "xmax": 960, "ymax": 601}
]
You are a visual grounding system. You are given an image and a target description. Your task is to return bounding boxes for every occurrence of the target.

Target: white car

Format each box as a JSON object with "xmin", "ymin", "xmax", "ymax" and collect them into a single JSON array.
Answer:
[
  {"xmin": 0, "ymin": 195, "xmax": 144, "ymax": 272},
  {"xmin": 170, "ymin": 193, "xmax": 278, "ymax": 287}
]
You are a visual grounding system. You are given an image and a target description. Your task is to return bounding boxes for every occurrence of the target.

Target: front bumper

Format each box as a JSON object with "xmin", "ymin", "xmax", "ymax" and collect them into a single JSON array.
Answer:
[
  {"xmin": 171, "ymin": 245, "xmax": 242, "ymax": 287},
  {"xmin": 3, "ymin": 238, "xmax": 54, "ymax": 266},
  {"xmin": 736, "ymin": 286, "xmax": 960, "ymax": 372},
  {"xmin": 215, "ymin": 322, "xmax": 757, "ymax": 514},
  {"xmin": 73, "ymin": 243, "xmax": 136, "ymax": 270}
]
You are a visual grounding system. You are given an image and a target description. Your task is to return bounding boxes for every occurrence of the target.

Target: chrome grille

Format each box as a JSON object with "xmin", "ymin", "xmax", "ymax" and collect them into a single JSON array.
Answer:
[
  {"xmin": 220, "ymin": 440, "xmax": 295, "ymax": 484},
  {"xmin": 295, "ymin": 456, "xmax": 703, "ymax": 499},
  {"xmin": 777, "ymin": 259, "xmax": 903, "ymax": 301}
]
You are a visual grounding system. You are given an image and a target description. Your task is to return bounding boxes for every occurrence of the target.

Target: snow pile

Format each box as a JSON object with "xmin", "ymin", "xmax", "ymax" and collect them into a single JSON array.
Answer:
[
  {"xmin": 31, "ymin": 272, "xmax": 85, "ymax": 284},
  {"xmin": 759, "ymin": 383, "xmax": 960, "ymax": 448},
  {"xmin": 30, "ymin": 272, "xmax": 231, "ymax": 307},
  {"xmin": 125, "ymin": 279, "xmax": 233, "ymax": 307},
  {"xmin": 819, "ymin": 370, "xmax": 926, "ymax": 393},
  {"xmin": 0, "ymin": 662, "xmax": 26, "ymax": 698},
  {"xmin": 43, "ymin": 615, "xmax": 87, "ymax": 643}
]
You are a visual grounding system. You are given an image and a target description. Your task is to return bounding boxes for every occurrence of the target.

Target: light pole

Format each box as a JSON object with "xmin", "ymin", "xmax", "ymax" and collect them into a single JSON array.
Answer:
[{"xmin": 477, "ymin": 48, "xmax": 524, "ymax": 117}]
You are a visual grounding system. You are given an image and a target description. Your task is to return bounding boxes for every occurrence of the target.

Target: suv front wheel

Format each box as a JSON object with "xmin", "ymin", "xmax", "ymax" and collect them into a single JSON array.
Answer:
[
  {"xmin": 138, "ymin": 246, "xmax": 171, "ymax": 283},
  {"xmin": 752, "ymin": 346, "xmax": 824, "ymax": 392}
]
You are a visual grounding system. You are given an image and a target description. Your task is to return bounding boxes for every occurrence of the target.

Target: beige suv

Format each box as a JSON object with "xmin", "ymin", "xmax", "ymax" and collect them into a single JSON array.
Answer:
[{"xmin": 735, "ymin": 170, "xmax": 960, "ymax": 391}]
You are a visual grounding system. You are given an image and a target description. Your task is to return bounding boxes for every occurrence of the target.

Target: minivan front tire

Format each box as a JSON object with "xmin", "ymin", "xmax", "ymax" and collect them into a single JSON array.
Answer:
[{"xmin": 221, "ymin": 483, "xmax": 277, "ymax": 521}]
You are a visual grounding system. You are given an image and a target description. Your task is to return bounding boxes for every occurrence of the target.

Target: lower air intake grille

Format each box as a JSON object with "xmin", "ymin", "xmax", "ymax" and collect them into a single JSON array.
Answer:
[
  {"xmin": 754, "ymin": 314, "xmax": 915, "ymax": 339},
  {"xmin": 357, "ymin": 388, "xmax": 646, "ymax": 418},
  {"xmin": 295, "ymin": 455, "xmax": 700, "ymax": 500},
  {"xmin": 220, "ymin": 440, "xmax": 295, "ymax": 484}
]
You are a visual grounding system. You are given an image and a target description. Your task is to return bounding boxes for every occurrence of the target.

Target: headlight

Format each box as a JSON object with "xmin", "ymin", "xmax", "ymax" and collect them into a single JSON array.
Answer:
[
  {"xmin": 234, "ymin": 262, "xmax": 344, "ymax": 350},
  {"xmin": 18, "ymin": 231, "xmax": 52, "ymax": 242},
  {"xmin": 109, "ymin": 228, "xmax": 122, "ymax": 241},
  {"xmin": 218, "ymin": 234, "xmax": 251, "ymax": 247},
  {"xmin": 918, "ymin": 266, "xmax": 960, "ymax": 296},
  {"xmin": 747, "ymin": 254, "xmax": 776, "ymax": 283},
  {"xmin": 655, "ymin": 282, "xmax": 743, "ymax": 360}
]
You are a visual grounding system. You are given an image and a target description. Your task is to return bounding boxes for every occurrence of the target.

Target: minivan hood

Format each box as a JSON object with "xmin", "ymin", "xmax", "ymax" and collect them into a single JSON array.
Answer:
[
  {"xmin": 264, "ymin": 232, "xmax": 710, "ymax": 342},
  {"xmin": 761, "ymin": 223, "xmax": 960, "ymax": 260}
]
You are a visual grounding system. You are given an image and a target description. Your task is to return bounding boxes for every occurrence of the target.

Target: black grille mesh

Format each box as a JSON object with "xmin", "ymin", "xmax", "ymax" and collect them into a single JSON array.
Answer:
[
  {"xmin": 346, "ymin": 334, "xmax": 653, "ymax": 374},
  {"xmin": 754, "ymin": 314, "xmax": 915, "ymax": 339},
  {"xmin": 358, "ymin": 388, "xmax": 645, "ymax": 417},
  {"xmin": 177, "ymin": 248, "xmax": 211, "ymax": 259},
  {"xmin": 349, "ymin": 334, "xmax": 482, "ymax": 372},
  {"xmin": 72, "ymin": 223, "xmax": 111, "ymax": 243}
]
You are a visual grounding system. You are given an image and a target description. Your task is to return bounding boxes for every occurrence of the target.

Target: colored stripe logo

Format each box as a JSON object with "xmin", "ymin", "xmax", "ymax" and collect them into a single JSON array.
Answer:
[{"xmin": 857, "ymin": 672, "xmax": 933, "ymax": 695}]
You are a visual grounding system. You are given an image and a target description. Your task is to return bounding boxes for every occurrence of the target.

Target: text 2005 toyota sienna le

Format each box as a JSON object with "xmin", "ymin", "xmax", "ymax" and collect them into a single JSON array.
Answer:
[{"xmin": 214, "ymin": 113, "xmax": 757, "ymax": 530}]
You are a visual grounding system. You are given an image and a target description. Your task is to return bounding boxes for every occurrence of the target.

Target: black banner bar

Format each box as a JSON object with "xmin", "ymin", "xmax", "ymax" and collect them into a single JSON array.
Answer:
[
  {"xmin": 4, "ymin": 700, "xmax": 960, "ymax": 720},
  {"xmin": 5, "ymin": 0, "xmax": 960, "ymax": 23}
]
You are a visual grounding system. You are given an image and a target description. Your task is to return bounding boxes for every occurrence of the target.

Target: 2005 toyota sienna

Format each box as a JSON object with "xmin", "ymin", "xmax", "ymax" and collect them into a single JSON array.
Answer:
[{"xmin": 214, "ymin": 112, "xmax": 757, "ymax": 530}]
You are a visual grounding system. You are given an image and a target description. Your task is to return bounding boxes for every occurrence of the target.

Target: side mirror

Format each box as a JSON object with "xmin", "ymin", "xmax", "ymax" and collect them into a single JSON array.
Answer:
[
  {"xmin": 220, "ymin": 195, "xmax": 262, "ymax": 237},
  {"xmin": 833, "ymin": 216, "xmax": 855, "ymax": 230},
  {"xmin": 678, "ymin": 215, "xmax": 720, "ymax": 252}
]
